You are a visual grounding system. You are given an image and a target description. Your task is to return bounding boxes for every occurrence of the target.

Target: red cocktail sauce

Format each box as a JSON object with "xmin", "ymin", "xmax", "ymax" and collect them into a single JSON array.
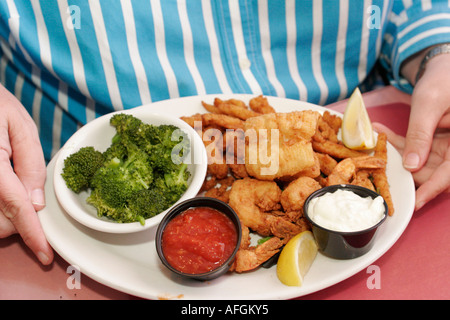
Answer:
[{"xmin": 161, "ymin": 207, "xmax": 238, "ymax": 274}]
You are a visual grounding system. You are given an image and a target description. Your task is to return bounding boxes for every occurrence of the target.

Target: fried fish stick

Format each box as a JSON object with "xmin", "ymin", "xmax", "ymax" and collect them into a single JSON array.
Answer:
[
  {"xmin": 312, "ymin": 139, "xmax": 367, "ymax": 159},
  {"xmin": 373, "ymin": 132, "xmax": 388, "ymax": 161},
  {"xmin": 372, "ymin": 169, "xmax": 394, "ymax": 216},
  {"xmin": 180, "ymin": 113, "xmax": 203, "ymax": 128},
  {"xmin": 202, "ymin": 113, "xmax": 245, "ymax": 130},
  {"xmin": 201, "ymin": 101, "xmax": 220, "ymax": 113},
  {"xmin": 371, "ymin": 132, "xmax": 394, "ymax": 215},
  {"xmin": 216, "ymin": 102, "xmax": 261, "ymax": 120}
]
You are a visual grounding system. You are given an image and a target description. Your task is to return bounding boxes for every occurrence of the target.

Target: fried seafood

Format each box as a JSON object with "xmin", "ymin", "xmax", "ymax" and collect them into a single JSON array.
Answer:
[
  {"xmin": 281, "ymin": 176, "xmax": 322, "ymax": 213},
  {"xmin": 202, "ymin": 98, "xmax": 262, "ymax": 120},
  {"xmin": 322, "ymin": 110, "xmax": 342, "ymax": 133},
  {"xmin": 203, "ymin": 175, "xmax": 234, "ymax": 203},
  {"xmin": 326, "ymin": 156, "xmax": 386, "ymax": 186},
  {"xmin": 244, "ymin": 111, "xmax": 320, "ymax": 180},
  {"xmin": 248, "ymin": 95, "xmax": 276, "ymax": 114},
  {"xmin": 315, "ymin": 152, "xmax": 338, "ymax": 176},
  {"xmin": 245, "ymin": 110, "xmax": 320, "ymax": 141},
  {"xmin": 352, "ymin": 170, "xmax": 376, "ymax": 191},
  {"xmin": 179, "ymin": 95, "xmax": 395, "ymax": 273},
  {"xmin": 231, "ymin": 234, "xmax": 284, "ymax": 273},
  {"xmin": 228, "ymin": 178, "xmax": 282, "ymax": 236},
  {"xmin": 228, "ymin": 178, "xmax": 308, "ymax": 272},
  {"xmin": 312, "ymin": 138, "xmax": 367, "ymax": 159},
  {"xmin": 371, "ymin": 132, "xmax": 394, "ymax": 215},
  {"xmin": 202, "ymin": 113, "xmax": 244, "ymax": 130}
]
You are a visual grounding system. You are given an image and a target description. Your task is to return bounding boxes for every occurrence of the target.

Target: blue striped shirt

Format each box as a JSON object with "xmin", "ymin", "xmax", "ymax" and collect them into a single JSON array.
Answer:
[{"xmin": 1, "ymin": 0, "xmax": 450, "ymax": 161}]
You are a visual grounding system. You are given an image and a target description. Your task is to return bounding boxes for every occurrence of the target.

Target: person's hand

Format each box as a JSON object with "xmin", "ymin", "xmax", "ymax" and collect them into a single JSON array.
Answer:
[
  {"xmin": 373, "ymin": 122, "xmax": 450, "ymax": 211},
  {"xmin": 396, "ymin": 50, "xmax": 450, "ymax": 210},
  {"xmin": 0, "ymin": 84, "xmax": 53, "ymax": 265}
]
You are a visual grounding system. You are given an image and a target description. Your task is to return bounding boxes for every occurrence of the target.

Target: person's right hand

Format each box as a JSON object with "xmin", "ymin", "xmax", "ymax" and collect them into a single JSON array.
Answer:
[
  {"xmin": 0, "ymin": 84, "xmax": 53, "ymax": 265},
  {"xmin": 373, "ymin": 122, "xmax": 450, "ymax": 211}
]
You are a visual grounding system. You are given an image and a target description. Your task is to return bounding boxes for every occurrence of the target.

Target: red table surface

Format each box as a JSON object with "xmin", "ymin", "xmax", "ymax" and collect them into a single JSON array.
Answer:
[{"xmin": 1, "ymin": 94, "xmax": 449, "ymax": 300}]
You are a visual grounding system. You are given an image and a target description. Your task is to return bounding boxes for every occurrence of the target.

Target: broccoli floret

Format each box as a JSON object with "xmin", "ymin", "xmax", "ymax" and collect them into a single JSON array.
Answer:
[
  {"xmin": 62, "ymin": 113, "xmax": 191, "ymax": 225},
  {"xmin": 110, "ymin": 113, "xmax": 150, "ymax": 150},
  {"xmin": 165, "ymin": 162, "xmax": 189, "ymax": 188},
  {"xmin": 86, "ymin": 187, "xmax": 125, "ymax": 221},
  {"xmin": 61, "ymin": 146, "xmax": 104, "ymax": 193},
  {"xmin": 110, "ymin": 113, "xmax": 146, "ymax": 138},
  {"xmin": 87, "ymin": 142, "xmax": 153, "ymax": 218},
  {"xmin": 148, "ymin": 128, "xmax": 190, "ymax": 171},
  {"xmin": 127, "ymin": 189, "xmax": 172, "ymax": 224},
  {"xmin": 146, "ymin": 124, "xmax": 180, "ymax": 146}
]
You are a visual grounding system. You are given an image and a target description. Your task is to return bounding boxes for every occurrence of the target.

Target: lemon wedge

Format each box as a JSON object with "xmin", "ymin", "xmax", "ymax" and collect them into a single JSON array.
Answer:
[
  {"xmin": 276, "ymin": 231, "xmax": 318, "ymax": 287},
  {"xmin": 341, "ymin": 87, "xmax": 376, "ymax": 150}
]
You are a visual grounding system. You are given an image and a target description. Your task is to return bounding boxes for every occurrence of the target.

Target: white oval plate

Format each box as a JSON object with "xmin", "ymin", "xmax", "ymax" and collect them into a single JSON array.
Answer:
[{"xmin": 39, "ymin": 94, "xmax": 415, "ymax": 300}]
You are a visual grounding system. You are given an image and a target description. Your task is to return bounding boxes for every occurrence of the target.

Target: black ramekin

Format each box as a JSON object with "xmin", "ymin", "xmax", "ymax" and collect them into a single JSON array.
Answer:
[
  {"xmin": 304, "ymin": 184, "xmax": 388, "ymax": 259},
  {"xmin": 155, "ymin": 197, "xmax": 242, "ymax": 281}
]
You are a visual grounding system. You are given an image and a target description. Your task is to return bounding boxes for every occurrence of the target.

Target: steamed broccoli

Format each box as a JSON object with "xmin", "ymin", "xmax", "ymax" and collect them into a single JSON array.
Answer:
[
  {"xmin": 163, "ymin": 163, "xmax": 190, "ymax": 202},
  {"xmin": 127, "ymin": 188, "xmax": 171, "ymax": 222},
  {"xmin": 61, "ymin": 147, "xmax": 104, "ymax": 193},
  {"xmin": 61, "ymin": 113, "xmax": 191, "ymax": 225}
]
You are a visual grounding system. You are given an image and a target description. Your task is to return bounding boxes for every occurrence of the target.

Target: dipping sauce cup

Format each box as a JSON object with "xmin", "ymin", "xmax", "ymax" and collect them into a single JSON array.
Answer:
[
  {"xmin": 304, "ymin": 185, "xmax": 388, "ymax": 259},
  {"xmin": 155, "ymin": 197, "xmax": 242, "ymax": 281}
]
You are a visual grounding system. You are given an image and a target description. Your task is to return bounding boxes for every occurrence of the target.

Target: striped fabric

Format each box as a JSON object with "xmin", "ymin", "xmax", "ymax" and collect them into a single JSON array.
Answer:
[{"xmin": 1, "ymin": 0, "xmax": 450, "ymax": 162}]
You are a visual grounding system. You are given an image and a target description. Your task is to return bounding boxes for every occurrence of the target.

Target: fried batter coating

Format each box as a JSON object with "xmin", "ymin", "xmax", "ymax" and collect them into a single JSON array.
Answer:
[
  {"xmin": 231, "ymin": 235, "xmax": 284, "ymax": 273},
  {"xmin": 249, "ymin": 95, "xmax": 276, "ymax": 114},
  {"xmin": 372, "ymin": 132, "xmax": 394, "ymax": 215},
  {"xmin": 315, "ymin": 152, "xmax": 338, "ymax": 176},
  {"xmin": 312, "ymin": 138, "xmax": 367, "ymax": 159},
  {"xmin": 326, "ymin": 155, "xmax": 386, "ymax": 186},
  {"xmin": 229, "ymin": 178, "xmax": 282, "ymax": 236},
  {"xmin": 322, "ymin": 110, "xmax": 342, "ymax": 133},
  {"xmin": 244, "ymin": 111, "xmax": 319, "ymax": 180},
  {"xmin": 202, "ymin": 113, "xmax": 245, "ymax": 130},
  {"xmin": 216, "ymin": 102, "xmax": 261, "ymax": 120},
  {"xmin": 281, "ymin": 176, "xmax": 322, "ymax": 212}
]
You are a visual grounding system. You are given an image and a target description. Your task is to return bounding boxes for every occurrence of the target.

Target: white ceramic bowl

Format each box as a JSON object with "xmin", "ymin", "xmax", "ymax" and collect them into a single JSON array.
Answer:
[{"xmin": 53, "ymin": 107, "xmax": 207, "ymax": 233}]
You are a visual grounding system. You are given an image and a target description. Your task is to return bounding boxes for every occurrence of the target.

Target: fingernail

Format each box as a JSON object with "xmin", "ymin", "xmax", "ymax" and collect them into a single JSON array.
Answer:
[
  {"xmin": 37, "ymin": 251, "xmax": 50, "ymax": 265},
  {"xmin": 404, "ymin": 153, "xmax": 420, "ymax": 169},
  {"xmin": 31, "ymin": 189, "xmax": 45, "ymax": 207}
]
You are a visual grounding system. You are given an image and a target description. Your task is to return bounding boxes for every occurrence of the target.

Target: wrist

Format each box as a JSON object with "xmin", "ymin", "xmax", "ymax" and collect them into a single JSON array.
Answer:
[
  {"xmin": 415, "ymin": 43, "xmax": 450, "ymax": 85},
  {"xmin": 401, "ymin": 43, "xmax": 450, "ymax": 86}
]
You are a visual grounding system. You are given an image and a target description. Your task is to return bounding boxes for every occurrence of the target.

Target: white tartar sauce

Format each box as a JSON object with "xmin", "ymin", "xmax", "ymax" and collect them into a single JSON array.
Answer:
[{"xmin": 308, "ymin": 189, "xmax": 385, "ymax": 232}]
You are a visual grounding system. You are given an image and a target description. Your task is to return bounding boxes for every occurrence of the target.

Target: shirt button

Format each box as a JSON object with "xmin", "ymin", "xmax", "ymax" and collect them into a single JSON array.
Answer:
[{"xmin": 239, "ymin": 58, "xmax": 251, "ymax": 70}]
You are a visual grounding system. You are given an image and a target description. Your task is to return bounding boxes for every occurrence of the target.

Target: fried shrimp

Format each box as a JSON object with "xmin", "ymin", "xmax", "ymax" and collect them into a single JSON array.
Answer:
[
  {"xmin": 326, "ymin": 155, "xmax": 386, "ymax": 186},
  {"xmin": 248, "ymin": 95, "xmax": 276, "ymax": 114},
  {"xmin": 228, "ymin": 178, "xmax": 282, "ymax": 236},
  {"xmin": 281, "ymin": 176, "xmax": 322, "ymax": 213},
  {"xmin": 229, "ymin": 177, "xmax": 304, "ymax": 237},
  {"xmin": 231, "ymin": 235, "xmax": 284, "ymax": 273}
]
